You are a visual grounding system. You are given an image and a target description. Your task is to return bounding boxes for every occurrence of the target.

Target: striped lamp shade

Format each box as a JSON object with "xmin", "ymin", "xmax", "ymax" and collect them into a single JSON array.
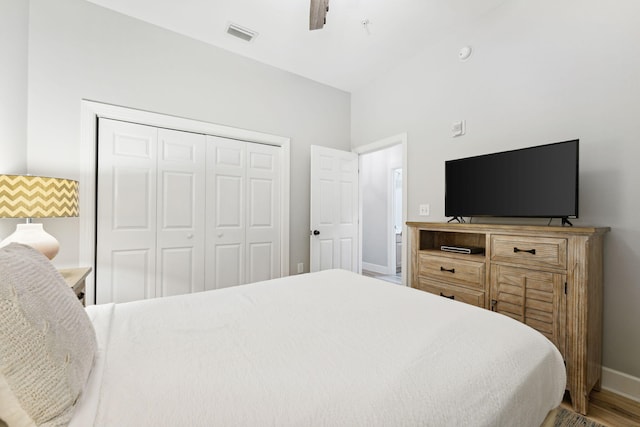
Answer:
[{"xmin": 0, "ymin": 175, "xmax": 79, "ymax": 218}]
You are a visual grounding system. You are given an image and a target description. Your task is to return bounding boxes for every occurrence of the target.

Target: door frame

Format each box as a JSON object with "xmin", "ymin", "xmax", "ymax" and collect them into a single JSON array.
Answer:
[
  {"xmin": 353, "ymin": 133, "xmax": 408, "ymax": 285},
  {"xmin": 391, "ymin": 167, "xmax": 403, "ymax": 274},
  {"xmin": 79, "ymin": 99, "xmax": 290, "ymax": 304}
]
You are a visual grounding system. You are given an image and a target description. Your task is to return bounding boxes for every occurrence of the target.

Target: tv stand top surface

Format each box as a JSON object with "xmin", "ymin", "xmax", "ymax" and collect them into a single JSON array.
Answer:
[{"xmin": 407, "ymin": 221, "xmax": 610, "ymax": 236}]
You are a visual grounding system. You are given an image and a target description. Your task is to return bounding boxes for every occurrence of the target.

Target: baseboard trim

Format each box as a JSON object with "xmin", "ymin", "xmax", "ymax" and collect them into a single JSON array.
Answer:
[
  {"xmin": 601, "ymin": 366, "xmax": 640, "ymax": 403},
  {"xmin": 362, "ymin": 262, "xmax": 388, "ymax": 275}
]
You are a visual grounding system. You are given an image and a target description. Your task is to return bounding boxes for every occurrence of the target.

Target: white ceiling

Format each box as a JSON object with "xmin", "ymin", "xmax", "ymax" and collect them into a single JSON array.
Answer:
[{"xmin": 86, "ymin": 0, "xmax": 510, "ymax": 93}]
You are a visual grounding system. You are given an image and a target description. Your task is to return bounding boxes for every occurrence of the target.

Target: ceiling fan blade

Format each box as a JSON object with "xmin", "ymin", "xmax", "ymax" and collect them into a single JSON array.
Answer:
[{"xmin": 310, "ymin": 0, "xmax": 329, "ymax": 30}]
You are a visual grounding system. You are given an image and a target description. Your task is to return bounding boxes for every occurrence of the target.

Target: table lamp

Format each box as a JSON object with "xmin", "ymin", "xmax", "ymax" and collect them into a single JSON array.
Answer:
[{"xmin": 0, "ymin": 174, "xmax": 79, "ymax": 259}]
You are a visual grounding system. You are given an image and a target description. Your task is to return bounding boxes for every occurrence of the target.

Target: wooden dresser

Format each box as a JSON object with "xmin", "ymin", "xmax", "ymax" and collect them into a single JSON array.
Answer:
[{"xmin": 408, "ymin": 222, "xmax": 609, "ymax": 415}]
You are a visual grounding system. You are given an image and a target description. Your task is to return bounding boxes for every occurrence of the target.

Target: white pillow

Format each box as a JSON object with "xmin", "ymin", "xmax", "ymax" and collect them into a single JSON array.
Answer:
[{"xmin": 0, "ymin": 244, "xmax": 97, "ymax": 427}]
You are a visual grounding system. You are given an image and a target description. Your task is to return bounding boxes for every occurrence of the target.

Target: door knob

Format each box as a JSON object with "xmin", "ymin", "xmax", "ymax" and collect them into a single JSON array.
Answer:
[
  {"xmin": 186, "ymin": 233, "xmax": 194, "ymax": 239},
  {"xmin": 312, "ymin": 230, "xmax": 320, "ymax": 236}
]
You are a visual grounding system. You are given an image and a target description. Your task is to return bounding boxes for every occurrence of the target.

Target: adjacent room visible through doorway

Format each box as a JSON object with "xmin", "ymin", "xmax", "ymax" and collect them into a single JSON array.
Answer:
[{"xmin": 360, "ymin": 143, "xmax": 403, "ymax": 286}]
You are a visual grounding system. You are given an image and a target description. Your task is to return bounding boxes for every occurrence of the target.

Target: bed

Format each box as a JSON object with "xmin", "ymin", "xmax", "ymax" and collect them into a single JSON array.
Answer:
[{"xmin": 0, "ymin": 243, "xmax": 566, "ymax": 427}]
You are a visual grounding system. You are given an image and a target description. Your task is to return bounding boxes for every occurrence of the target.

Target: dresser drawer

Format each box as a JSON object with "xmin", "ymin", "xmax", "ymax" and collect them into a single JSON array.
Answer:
[
  {"xmin": 490, "ymin": 235, "xmax": 567, "ymax": 269},
  {"xmin": 415, "ymin": 278, "xmax": 485, "ymax": 308},
  {"xmin": 418, "ymin": 253, "xmax": 485, "ymax": 290}
]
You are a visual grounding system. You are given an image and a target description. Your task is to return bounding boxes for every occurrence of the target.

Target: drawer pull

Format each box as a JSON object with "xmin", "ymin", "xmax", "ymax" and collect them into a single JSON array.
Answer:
[
  {"xmin": 513, "ymin": 247, "xmax": 536, "ymax": 255},
  {"xmin": 440, "ymin": 292, "xmax": 455, "ymax": 300},
  {"xmin": 440, "ymin": 266, "xmax": 455, "ymax": 274}
]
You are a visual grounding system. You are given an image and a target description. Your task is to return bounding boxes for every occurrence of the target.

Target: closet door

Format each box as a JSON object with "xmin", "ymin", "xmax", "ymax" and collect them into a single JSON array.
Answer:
[
  {"xmin": 156, "ymin": 128, "xmax": 206, "ymax": 297},
  {"xmin": 246, "ymin": 142, "xmax": 281, "ymax": 283},
  {"xmin": 98, "ymin": 121, "xmax": 282, "ymax": 301},
  {"xmin": 205, "ymin": 136, "xmax": 282, "ymax": 289},
  {"xmin": 206, "ymin": 136, "xmax": 246, "ymax": 289},
  {"xmin": 97, "ymin": 119, "xmax": 158, "ymax": 304},
  {"xmin": 97, "ymin": 120, "xmax": 206, "ymax": 303}
]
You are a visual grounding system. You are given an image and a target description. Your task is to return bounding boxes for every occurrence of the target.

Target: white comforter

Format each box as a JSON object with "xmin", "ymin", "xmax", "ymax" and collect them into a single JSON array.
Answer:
[{"xmin": 71, "ymin": 269, "xmax": 565, "ymax": 427}]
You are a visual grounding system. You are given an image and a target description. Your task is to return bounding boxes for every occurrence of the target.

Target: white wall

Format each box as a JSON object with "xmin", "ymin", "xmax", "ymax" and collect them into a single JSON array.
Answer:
[
  {"xmin": 22, "ymin": 0, "xmax": 350, "ymax": 273},
  {"xmin": 0, "ymin": 0, "xmax": 29, "ymax": 237},
  {"xmin": 361, "ymin": 144, "xmax": 402, "ymax": 269},
  {"xmin": 352, "ymin": 0, "xmax": 640, "ymax": 379}
]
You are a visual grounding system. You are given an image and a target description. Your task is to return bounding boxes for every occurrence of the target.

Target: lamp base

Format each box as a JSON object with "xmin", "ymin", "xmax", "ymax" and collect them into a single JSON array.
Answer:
[{"xmin": 0, "ymin": 223, "xmax": 60, "ymax": 259}]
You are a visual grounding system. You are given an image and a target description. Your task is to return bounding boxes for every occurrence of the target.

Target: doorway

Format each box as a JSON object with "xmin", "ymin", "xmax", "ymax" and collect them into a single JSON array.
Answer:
[
  {"xmin": 354, "ymin": 133, "xmax": 407, "ymax": 286},
  {"xmin": 307, "ymin": 133, "xmax": 407, "ymax": 285}
]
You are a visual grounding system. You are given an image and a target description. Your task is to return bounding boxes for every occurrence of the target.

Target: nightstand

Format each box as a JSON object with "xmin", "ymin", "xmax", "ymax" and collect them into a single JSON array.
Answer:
[{"xmin": 58, "ymin": 267, "xmax": 92, "ymax": 306}]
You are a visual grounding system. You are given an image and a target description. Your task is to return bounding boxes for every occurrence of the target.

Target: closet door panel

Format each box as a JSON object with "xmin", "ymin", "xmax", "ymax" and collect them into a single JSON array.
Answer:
[
  {"xmin": 206, "ymin": 136, "xmax": 246, "ymax": 289},
  {"xmin": 156, "ymin": 128, "xmax": 206, "ymax": 296},
  {"xmin": 246, "ymin": 143, "xmax": 281, "ymax": 282},
  {"xmin": 161, "ymin": 172, "xmax": 195, "ymax": 228},
  {"xmin": 214, "ymin": 244, "xmax": 243, "ymax": 289},
  {"xmin": 112, "ymin": 249, "xmax": 152, "ymax": 302},
  {"xmin": 97, "ymin": 119, "xmax": 158, "ymax": 304},
  {"xmin": 159, "ymin": 247, "xmax": 195, "ymax": 297},
  {"xmin": 216, "ymin": 176, "xmax": 243, "ymax": 227},
  {"xmin": 112, "ymin": 167, "xmax": 152, "ymax": 229},
  {"xmin": 248, "ymin": 242, "xmax": 273, "ymax": 283}
]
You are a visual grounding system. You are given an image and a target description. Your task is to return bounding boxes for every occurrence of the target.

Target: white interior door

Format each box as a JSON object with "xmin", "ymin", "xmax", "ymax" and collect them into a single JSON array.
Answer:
[
  {"xmin": 156, "ymin": 128, "xmax": 206, "ymax": 297},
  {"xmin": 206, "ymin": 136, "xmax": 282, "ymax": 288},
  {"xmin": 206, "ymin": 136, "xmax": 246, "ymax": 289},
  {"xmin": 310, "ymin": 145, "xmax": 359, "ymax": 272},
  {"xmin": 246, "ymin": 142, "xmax": 281, "ymax": 283},
  {"xmin": 97, "ymin": 119, "xmax": 206, "ymax": 303},
  {"xmin": 97, "ymin": 119, "xmax": 158, "ymax": 303}
]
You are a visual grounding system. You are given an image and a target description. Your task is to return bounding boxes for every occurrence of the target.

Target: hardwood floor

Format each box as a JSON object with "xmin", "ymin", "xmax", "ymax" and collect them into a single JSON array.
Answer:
[
  {"xmin": 361, "ymin": 269, "xmax": 402, "ymax": 285},
  {"xmin": 561, "ymin": 390, "xmax": 640, "ymax": 426}
]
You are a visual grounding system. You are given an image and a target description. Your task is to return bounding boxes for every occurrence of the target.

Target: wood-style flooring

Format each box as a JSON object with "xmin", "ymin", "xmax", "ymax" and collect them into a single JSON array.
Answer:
[
  {"xmin": 361, "ymin": 269, "xmax": 402, "ymax": 285},
  {"xmin": 562, "ymin": 389, "xmax": 640, "ymax": 426}
]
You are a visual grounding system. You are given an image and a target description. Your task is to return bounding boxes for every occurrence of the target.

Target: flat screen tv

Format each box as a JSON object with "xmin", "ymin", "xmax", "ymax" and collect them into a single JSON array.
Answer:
[{"xmin": 445, "ymin": 140, "xmax": 579, "ymax": 221}]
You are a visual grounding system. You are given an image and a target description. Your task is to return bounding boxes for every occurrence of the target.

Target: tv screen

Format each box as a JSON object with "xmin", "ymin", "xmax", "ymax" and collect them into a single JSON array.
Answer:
[{"xmin": 445, "ymin": 140, "xmax": 579, "ymax": 219}]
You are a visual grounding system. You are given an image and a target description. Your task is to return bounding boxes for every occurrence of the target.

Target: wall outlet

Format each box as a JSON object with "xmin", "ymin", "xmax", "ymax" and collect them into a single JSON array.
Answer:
[
  {"xmin": 419, "ymin": 204, "xmax": 430, "ymax": 216},
  {"xmin": 297, "ymin": 262, "xmax": 304, "ymax": 274}
]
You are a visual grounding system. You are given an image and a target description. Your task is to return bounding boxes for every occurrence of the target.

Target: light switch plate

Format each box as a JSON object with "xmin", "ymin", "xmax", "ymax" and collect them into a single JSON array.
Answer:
[
  {"xmin": 419, "ymin": 204, "xmax": 430, "ymax": 216},
  {"xmin": 452, "ymin": 120, "xmax": 465, "ymax": 137}
]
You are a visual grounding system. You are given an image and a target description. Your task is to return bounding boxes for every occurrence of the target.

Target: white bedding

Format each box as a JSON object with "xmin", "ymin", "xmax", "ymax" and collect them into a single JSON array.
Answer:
[{"xmin": 71, "ymin": 269, "xmax": 565, "ymax": 427}]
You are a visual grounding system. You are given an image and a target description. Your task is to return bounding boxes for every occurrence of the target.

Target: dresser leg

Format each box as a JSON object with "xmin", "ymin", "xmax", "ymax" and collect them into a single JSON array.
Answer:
[
  {"xmin": 593, "ymin": 378, "xmax": 602, "ymax": 392},
  {"xmin": 572, "ymin": 390, "xmax": 590, "ymax": 416}
]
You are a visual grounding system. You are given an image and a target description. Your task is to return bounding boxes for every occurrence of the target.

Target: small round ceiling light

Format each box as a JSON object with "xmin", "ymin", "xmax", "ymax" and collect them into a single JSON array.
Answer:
[{"xmin": 458, "ymin": 45, "xmax": 472, "ymax": 61}]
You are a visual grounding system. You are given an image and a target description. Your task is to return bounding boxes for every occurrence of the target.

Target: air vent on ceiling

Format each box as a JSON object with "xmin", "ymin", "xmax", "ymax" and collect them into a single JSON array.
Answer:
[{"xmin": 226, "ymin": 23, "xmax": 258, "ymax": 42}]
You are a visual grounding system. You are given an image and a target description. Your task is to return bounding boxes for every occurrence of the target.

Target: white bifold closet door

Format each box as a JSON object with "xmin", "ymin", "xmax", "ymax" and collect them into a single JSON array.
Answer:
[
  {"xmin": 97, "ymin": 119, "xmax": 280, "ymax": 304},
  {"xmin": 206, "ymin": 136, "xmax": 281, "ymax": 289},
  {"xmin": 96, "ymin": 119, "xmax": 206, "ymax": 304}
]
